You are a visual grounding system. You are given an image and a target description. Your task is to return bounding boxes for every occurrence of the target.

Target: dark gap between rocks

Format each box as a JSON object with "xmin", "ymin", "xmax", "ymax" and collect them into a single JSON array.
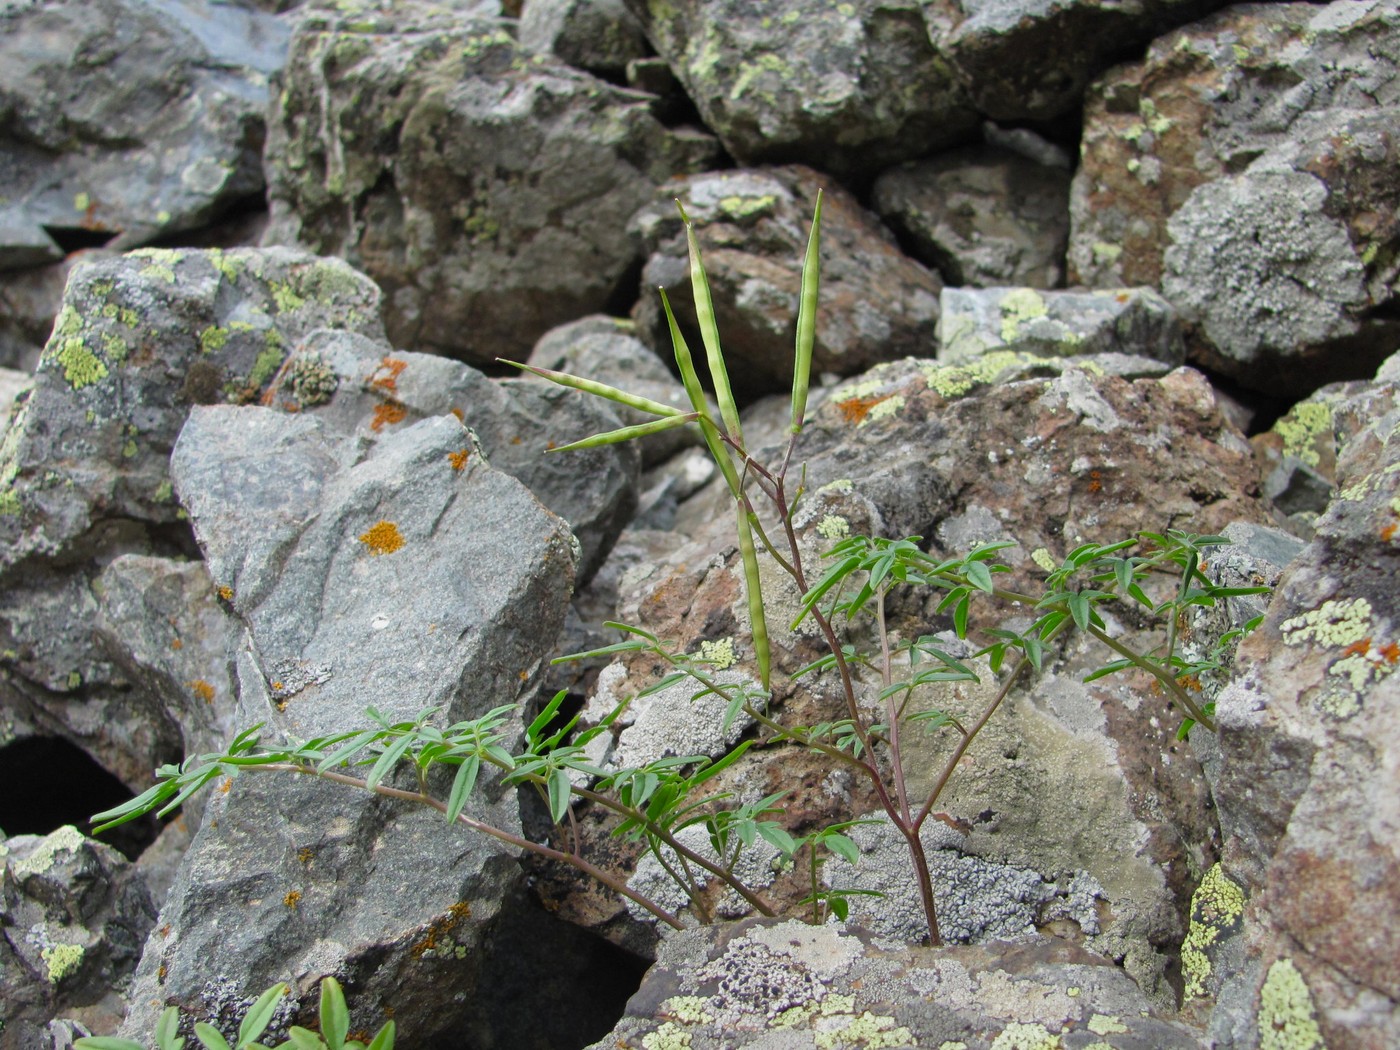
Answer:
[
  {"xmin": 0, "ymin": 735, "xmax": 162, "ymax": 861},
  {"xmin": 41, "ymin": 225, "xmax": 120, "ymax": 253}
]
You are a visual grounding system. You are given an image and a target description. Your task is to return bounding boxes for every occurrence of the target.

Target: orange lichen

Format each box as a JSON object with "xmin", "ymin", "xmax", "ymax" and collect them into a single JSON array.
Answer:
[
  {"xmin": 1087, "ymin": 469, "xmax": 1103, "ymax": 493},
  {"xmin": 1382, "ymin": 523, "xmax": 1398, "ymax": 541},
  {"xmin": 369, "ymin": 356, "xmax": 408, "ymax": 393},
  {"xmin": 359, "ymin": 520, "xmax": 404, "ymax": 555},
  {"xmin": 836, "ymin": 394, "xmax": 890, "ymax": 425},
  {"xmin": 448, "ymin": 448, "xmax": 471, "ymax": 471},
  {"xmin": 188, "ymin": 679, "xmax": 216, "ymax": 703},
  {"xmin": 297, "ymin": 847, "xmax": 314, "ymax": 864},
  {"xmin": 410, "ymin": 901, "xmax": 473, "ymax": 957},
  {"xmin": 218, "ymin": 585, "xmax": 234, "ymax": 601},
  {"xmin": 219, "ymin": 777, "xmax": 232, "ymax": 794},
  {"xmin": 450, "ymin": 407, "xmax": 464, "ymax": 422},
  {"xmin": 170, "ymin": 638, "xmax": 183, "ymax": 650},
  {"xmin": 370, "ymin": 401, "xmax": 407, "ymax": 431},
  {"xmin": 1378, "ymin": 641, "xmax": 1400, "ymax": 664},
  {"xmin": 283, "ymin": 890, "xmax": 302, "ymax": 909},
  {"xmin": 1341, "ymin": 638, "xmax": 1371, "ymax": 658}
]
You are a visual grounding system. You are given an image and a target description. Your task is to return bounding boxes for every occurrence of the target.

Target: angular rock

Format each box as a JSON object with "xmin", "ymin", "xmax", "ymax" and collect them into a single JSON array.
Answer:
[
  {"xmin": 114, "ymin": 409, "xmax": 578, "ymax": 1043},
  {"xmin": 262, "ymin": 1, "xmax": 718, "ymax": 366},
  {"xmin": 941, "ymin": 0, "xmax": 1228, "ymax": 123},
  {"xmin": 872, "ymin": 144, "xmax": 1071, "ymax": 289},
  {"xmin": 1205, "ymin": 352, "xmax": 1400, "ymax": 1049},
  {"xmin": 625, "ymin": 0, "xmax": 980, "ymax": 177},
  {"xmin": 937, "ymin": 286, "xmax": 1184, "ymax": 366},
  {"xmin": 631, "ymin": 167, "xmax": 942, "ymax": 401},
  {"xmin": 519, "ymin": 0, "xmax": 651, "ymax": 78},
  {"xmin": 1069, "ymin": 0, "xmax": 1400, "ymax": 395},
  {"xmin": 1, "ymin": 826, "xmax": 156, "ymax": 1046},
  {"xmin": 587, "ymin": 919, "xmax": 1203, "ymax": 1049},
  {"xmin": 0, "ymin": 0, "xmax": 288, "ymax": 258}
]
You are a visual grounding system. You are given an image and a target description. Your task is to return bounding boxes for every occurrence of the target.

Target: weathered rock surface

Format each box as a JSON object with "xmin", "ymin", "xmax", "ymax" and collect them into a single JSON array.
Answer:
[
  {"xmin": 632, "ymin": 167, "xmax": 942, "ymax": 401},
  {"xmin": 937, "ymin": 286, "xmax": 1183, "ymax": 366},
  {"xmin": 112, "ymin": 408, "xmax": 578, "ymax": 1044},
  {"xmin": 587, "ymin": 919, "xmax": 1203, "ymax": 1049},
  {"xmin": 873, "ymin": 144, "xmax": 1072, "ymax": 289},
  {"xmin": 1070, "ymin": 0, "xmax": 1400, "ymax": 395},
  {"xmin": 519, "ymin": 0, "xmax": 651, "ymax": 79},
  {"xmin": 263, "ymin": 0, "xmax": 718, "ymax": 366},
  {"xmin": 625, "ymin": 0, "xmax": 981, "ymax": 176},
  {"xmin": 0, "ymin": 0, "xmax": 288, "ymax": 264},
  {"xmin": 1, "ymin": 826, "xmax": 156, "ymax": 1049},
  {"xmin": 1202, "ymin": 352, "xmax": 1400, "ymax": 1050}
]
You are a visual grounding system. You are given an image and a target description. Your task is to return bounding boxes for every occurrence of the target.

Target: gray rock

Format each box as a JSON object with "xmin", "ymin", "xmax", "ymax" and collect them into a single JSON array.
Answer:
[
  {"xmin": 1206, "ymin": 354, "xmax": 1400, "ymax": 1047},
  {"xmin": 0, "ymin": 826, "xmax": 156, "ymax": 1047},
  {"xmin": 631, "ymin": 167, "xmax": 942, "ymax": 401},
  {"xmin": 115, "ymin": 408, "xmax": 578, "ymax": 1044},
  {"xmin": 1071, "ymin": 0, "xmax": 1400, "ymax": 395},
  {"xmin": 937, "ymin": 286, "xmax": 1184, "ymax": 365},
  {"xmin": 0, "ymin": 0, "xmax": 288, "ymax": 257},
  {"xmin": 519, "ymin": 0, "xmax": 650, "ymax": 78},
  {"xmin": 625, "ymin": 0, "xmax": 980, "ymax": 177},
  {"xmin": 262, "ymin": 1, "xmax": 718, "ymax": 366},
  {"xmin": 942, "ymin": 0, "xmax": 1228, "ymax": 123},
  {"xmin": 873, "ymin": 145, "xmax": 1071, "ymax": 289},
  {"xmin": 587, "ymin": 919, "xmax": 1203, "ymax": 1049}
]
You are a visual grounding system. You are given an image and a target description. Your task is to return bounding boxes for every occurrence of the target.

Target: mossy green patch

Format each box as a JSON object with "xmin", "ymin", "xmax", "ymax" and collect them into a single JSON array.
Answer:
[
  {"xmin": 0, "ymin": 489, "xmax": 20, "ymax": 516},
  {"xmin": 200, "ymin": 326, "xmax": 230, "ymax": 354},
  {"xmin": 1258, "ymin": 959, "xmax": 1324, "ymax": 1050},
  {"xmin": 718, "ymin": 194, "xmax": 777, "ymax": 220},
  {"xmin": 248, "ymin": 344, "xmax": 285, "ymax": 390},
  {"xmin": 271, "ymin": 281, "xmax": 307, "ymax": 313},
  {"xmin": 999, "ymin": 289, "xmax": 1048, "ymax": 342}
]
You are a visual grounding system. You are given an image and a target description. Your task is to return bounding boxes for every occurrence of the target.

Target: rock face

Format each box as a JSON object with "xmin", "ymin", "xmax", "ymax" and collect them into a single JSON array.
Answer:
[
  {"xmin": 1202, "ymin": 354, "xmax": 1400, "ymax": 1050},
  {"xmin": 1, "ymin": 827, "xmax": 156, "ymax": 1048},
  {"xmin": 0, "ymin": 0, "xmax": 288, "ymax": 265},
  {"xmin": 1070, "ymin": 0, "xmax": 1400, "ymax": 395},
  {"xmin": 263, "ymin": 1, "xmax": 718, "ymax": 366},
  {"xmin": 2, "ymin": 0, "xmax": 1399, "ymax": 1046},
  {"xmin": 589, "ymin": 918, "xmax": 1203, "ymax": 1050},
  {"xmin": 113, "ymin": 407, "xmax": 578, "ymax": 1044}
]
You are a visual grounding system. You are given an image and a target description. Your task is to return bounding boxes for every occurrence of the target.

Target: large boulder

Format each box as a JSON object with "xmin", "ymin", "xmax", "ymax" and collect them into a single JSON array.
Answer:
[
  {"xmin": 0, "ymin": 0, "xmax": 288, "ymax": 266},
  {"xmin": 1069, "ymin": 0, "xmax": 1400, "ymax": 395},
  {"xmin": 115, "ymin": 407, "xmax": 579, "ymax": 1044},
  {"xmin": 262, "ymin": 0, "xmax": 718, "ymax": 366}
]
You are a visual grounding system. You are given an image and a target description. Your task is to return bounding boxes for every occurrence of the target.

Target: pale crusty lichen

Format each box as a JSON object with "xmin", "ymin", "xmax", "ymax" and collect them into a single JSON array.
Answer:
[
  {"xmin": 11, "ymin": 825, "xmax": 87, "ymax": 879},
  {"xmin": 660, "ymin": 996, "xmax": 714, "ymax": 1025},
  {"xmin": 698, "ymin": 638, "xmax": 737, "ymax": 671},
  {"xmin": 988, "ymin": 1021, "xmax": 1062, "ymax": 1049},
  {"xmin": 1182, "ymin": 863, "xmax": 1246, "ymax": 1000},
  {"xmin": 1086, "ymin": 1013, "xmax": 1128, "ymax": 1035},
  {"xmin": 1280, "ymin": 598, "xmax": 1372, "ymax": 648},
  {"xmin": 816, "ymin": 514, "xmax": 850, "ymax": 540},
  {"xmin": 1273, "ymin": 401, "xmax": 1333, "ymax": 468},
  {"xmin": 1258, "ymin": 959, "xmax": 1325, "ymax": 1050},
  {"xmin": 642, "ymin": 1021, "xmax": 693, "ymax": 1050}
]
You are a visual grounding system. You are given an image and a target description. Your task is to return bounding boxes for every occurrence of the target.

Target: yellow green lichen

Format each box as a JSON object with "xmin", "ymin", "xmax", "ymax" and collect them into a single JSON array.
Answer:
[
  {"xmin": 74, "ymin": 192, "xmax": 91, "ymax": 212},
  {"xmin": 1273, "ymin": 402, "xmax": 1333, "ymax": 467},
  {"xmin": 200, "ymin": 326, "xmax": 230, "ymax": 354},
  {"xmin": 1031, "ymin": 548, "xmax": 1057, "ymax": 572},
  {"xmin": 1086, "ymin": 1014, "xmax": 1128, "ymax": 1036},
  {"xmin": 55, "ymin": 305, "xmax": 83, "ymax": 337},
  {"xmin": 101, "ymin": 332, "xmax": 128, "ymax": 363},
  {"xmin": 999, "ymin": 289, "xmax": 1048, "ymax": 342},
  {"xmin": 861, "ymin": 394, "xmax": 905, "ymax": 425},
  {"xmin": 642, "ymin": 1022, "xmax": 692, "ymax": 1050},
  {"xmin": 0, "ymin": 489, "xmax": 20, "ymax": 516},
  {"xmin": 1183, "ymin": 863, "xmax": 1246, "ymax": 1000},
  {"xmin": 271, "ymin": 281, "xmax": 306, "ymax": 313},
  {"xmin": 814, "ymin": 1011, "xmax": 913, "ymax": 1049},
  {"xmin": 41, "ymin": 943, "xmax": 85, "ymax": 984},
  {"xmin": 938, "ymin": 1043, "xmax": 969, "ymax": 1050},
  {"xmin": 698, "ymin": 638, "xmax": 737, "ymax": 670},
  {"xmin": 1281, "ymin": 598, "xmax": 1372, "ymax": 648},
  {"xmin": 728, "ymin": 53, "xmax": 792, "ymax": 103},
  {"xmin": 989, "ymin": 1022, "xmax": 1062, "ymax": 1050},
  {"xmin": 1091, "ymin": 242, "xmax": 1123, "ymax": 266},
  {"xmin": 1258, "ymin": 959, "xmax": 1325, "ymax": 1050},
  {"xmin": 816, "ymin": 514, "xmax": 850, "ymax": 540},
  {"xmin": 131, "ymin": 248, "xmax": 184, "ymax": 284},
  {"xmin": 154, "ymin": 481, "xmax": 174, "ymax": 503},
  {"xmin": 55, "ymin": 339, "xmax": 109, "ymax": 389},
  {"xmin": 818, "ymin": 479, "xmax": 854, "ymax": 494},
  {"xmin": 660, "ymin": 996, "xmax": 713, "ymax": 1025},
  {"xmin": 12, "ymin": 825, "xmax": 87, "ymax": 878},
  {"xmin": 210, "ymin": 249, "xmax": 244, "ymax": 283},
  {"xmin": 717, "ymin": 194, "xmax": 776, "ymax": 220},
  {"xmin": 920, "ymin": 350, "xmax": 1035, "ymax": 398},
  {"xmin": 247, "ymin": 344, "xmax": 285, "ymax": 389},
  {"xmin": 122, "ymin": 438, "xmax": 138, "ymax": 459}
]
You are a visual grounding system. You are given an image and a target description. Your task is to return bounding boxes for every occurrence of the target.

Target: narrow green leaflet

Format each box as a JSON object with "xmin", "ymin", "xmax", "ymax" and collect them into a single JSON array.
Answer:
[
  {"xmin": 237, "ymin": 983, "xmax": 288, "ymax": 1048},
  {"xmin": 499, "ymin": 361, "xmax": 686, "ymax": 418},
  {"xmin": 320, "ymin": 978, "xmax": 350, "ymax": 1050},
  {"xmin": 790, "ymin": 189, "xmax": 822, "ymax": 434},
  {"xmin": 193, "ymin": 1023, "xmax": 233, "ymax": 1050}
]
